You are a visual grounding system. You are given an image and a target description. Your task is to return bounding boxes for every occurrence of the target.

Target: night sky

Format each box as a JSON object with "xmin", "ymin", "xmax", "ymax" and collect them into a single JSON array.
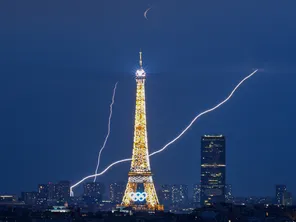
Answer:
[{"xmin": 1, "ymin": 0, "xmax": 296, "ymax": 197}]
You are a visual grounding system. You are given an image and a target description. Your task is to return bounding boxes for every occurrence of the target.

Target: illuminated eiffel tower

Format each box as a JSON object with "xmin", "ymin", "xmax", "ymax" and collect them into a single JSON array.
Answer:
[{"xmin": 120, "ymin": 51, "xmax": 164, "ymax": 211}]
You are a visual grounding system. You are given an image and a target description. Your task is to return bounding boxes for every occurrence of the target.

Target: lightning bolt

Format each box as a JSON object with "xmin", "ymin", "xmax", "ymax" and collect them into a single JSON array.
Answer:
[
  {"xmin": 70, "ymin": 69, "xmax": 258, "ymax": 196},
  {"xmin": 149, "ymin": 69, "xmax": 258, "ymax": 157},
  {"xmin": 93, "ymin": 82, "xmax": 118, "ymax": 182}
]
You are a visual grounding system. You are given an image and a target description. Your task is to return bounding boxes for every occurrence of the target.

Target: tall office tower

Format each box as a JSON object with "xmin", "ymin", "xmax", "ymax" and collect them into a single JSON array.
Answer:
[
  {"xmin": 84, "ymin": 182, "xmax": 105, "ymax": 202},
  {"xmin": 200, "ymin": 135, "xmax": 226, "ymax": 206},
  {"xmin": 110, "ymin": 182, "xmax": 125, "ymax": 204},
  {"xmin": 172, "ymin": 185, "xmax": 188, "ymax": 206},
  {"xmin": 225, "ymin": 184, "xmax": 233, "ymax": 202},
  {"xmin": 160, "ymin": 185, "xmax": 172, "ymax": 207},
  {"xmin": 121, "ymin": 51, "xmax": 163, "ymax": 211},
  {"xmin": 275, "ymin": 185, "xmax": 287, "ymax": 205},
  {"xmin": 193, "ymin": 184, "xmax": 201, "ymax": 205},
  {"xmin": 55, "ymin": 181, "xmax": 70, "ymax": 203}
]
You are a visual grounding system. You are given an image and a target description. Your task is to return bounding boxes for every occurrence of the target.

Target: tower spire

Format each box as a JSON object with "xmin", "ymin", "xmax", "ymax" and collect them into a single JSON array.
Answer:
[{"xmin": 139, "ymin": 49, "xmax": 143, "ymax": 68}]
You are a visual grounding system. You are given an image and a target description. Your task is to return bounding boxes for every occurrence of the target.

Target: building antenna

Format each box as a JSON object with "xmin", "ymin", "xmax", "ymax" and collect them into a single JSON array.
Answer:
[{"xmin": 139, "ymin": 49, "xmax": 143, "ymax": 68}]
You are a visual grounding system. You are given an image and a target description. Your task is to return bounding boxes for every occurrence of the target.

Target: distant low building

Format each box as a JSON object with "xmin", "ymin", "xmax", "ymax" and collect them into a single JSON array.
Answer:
[
  {"xmin": 160, "ymin": 184, "xmax": 172, "ymax": 208},
  {"xmin": 225, "ymin": 184, "xmax": 232, "ymax": 203},
  {"xmin": 284, "ymin": 192, "xmax": 293, "ymax": 206},
  {"xmin": 21, "ymin": 192, "xmax": 38, "ymax": 206},
  {"xmin": 0, "ymin": 195, "xmax": 24, "ymax": 206},
  {"xmin": 0, "ymin": 195, "xmax": 17, "ymax": 202}
]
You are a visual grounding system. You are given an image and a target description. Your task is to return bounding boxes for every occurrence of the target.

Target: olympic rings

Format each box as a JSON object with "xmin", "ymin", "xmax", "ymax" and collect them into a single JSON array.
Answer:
[{"xmin": 129, "ymin": 192, "xmax": 147, "ymax": 202}]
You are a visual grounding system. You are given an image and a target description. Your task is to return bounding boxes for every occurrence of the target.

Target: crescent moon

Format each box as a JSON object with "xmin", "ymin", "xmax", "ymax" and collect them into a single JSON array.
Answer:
[{"xmin": 144, "ymin": 7, "xmax": 151, "ymax": 20}]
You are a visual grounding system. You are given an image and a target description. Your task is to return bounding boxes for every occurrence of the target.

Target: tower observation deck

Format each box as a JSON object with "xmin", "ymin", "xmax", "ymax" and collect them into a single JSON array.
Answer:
[{"xmin": 120, "ymin": 51, "xmax": 164, "ymax": 211}]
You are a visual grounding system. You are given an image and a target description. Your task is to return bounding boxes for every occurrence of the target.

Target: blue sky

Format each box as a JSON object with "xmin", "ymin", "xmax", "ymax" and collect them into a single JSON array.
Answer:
[{"xmin": 0, "ymin": 0, "xmax": 296, "ymax": 197}]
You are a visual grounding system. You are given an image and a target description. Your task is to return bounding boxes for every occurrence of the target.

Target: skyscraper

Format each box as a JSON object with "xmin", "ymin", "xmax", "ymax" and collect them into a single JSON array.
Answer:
[
  {"xmin": 200, "ymin": 135, "xmax": 226, "ymax": 206},
  {"xmin": 275, "ymin": 185, "xmax": 286, "ymax": 205},
  {"xmin": 193, "ymin": 184, "xmax": 201, "ymax": 205},
  {"xmin": 110, "ymin": 182, "xmax": 125, "ymax": 204},
  {"xmin": 172, "ymin": 185, "xmax": 188, "ymax": 206}
]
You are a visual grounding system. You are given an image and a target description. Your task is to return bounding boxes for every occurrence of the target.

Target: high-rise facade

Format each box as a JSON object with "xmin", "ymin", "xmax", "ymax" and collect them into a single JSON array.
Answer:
[
  {"xmin": 110, "ymin": 182, "xmax": 125, "ymax": 204},
  {"xmin": 55, "ymin": 181, "xmax": 70, "ymax": 203},
  {"xmin": 84, "ymin": 182, "xmax": 105, "ymax": 202},
  {"xmin": 275, "ymin": 185, "xmax": 286, "ymax": 205},
  {"xmin": 36, "ymin": 181, "xmax": 70, "ymax": 205},
  {"xmin": 193, "ymin": 184, "xmax": 201, "ymax": 205},
  {"xmin": 121, "ymin": 51, "xmax": 163, "ymax": 211},
  {"xmin": 200, "ymin": 135, "xmax": 226, "ymax": 206},
  {"xmin": 172, "ymin": 185, "xmax": 188, "ymax": 206},
  {"xmin": 275, "ymin": 184, "xmax": 293, "ymax": 206},
  {"xmin": 225, "ymin": 184, "xmax": 233, "ymax": 203}
]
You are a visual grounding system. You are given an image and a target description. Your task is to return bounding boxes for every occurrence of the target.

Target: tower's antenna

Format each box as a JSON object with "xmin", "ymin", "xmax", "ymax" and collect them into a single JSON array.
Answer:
[{"xmin": 139, "ymin": 49, "xmax": 143, "ymax": 68}]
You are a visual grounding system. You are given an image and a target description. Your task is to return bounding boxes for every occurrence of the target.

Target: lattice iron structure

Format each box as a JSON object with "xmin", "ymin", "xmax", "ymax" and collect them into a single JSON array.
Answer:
[{"xmin": 120, "ymin": 51, "xmax": 164, "ymax": 211}]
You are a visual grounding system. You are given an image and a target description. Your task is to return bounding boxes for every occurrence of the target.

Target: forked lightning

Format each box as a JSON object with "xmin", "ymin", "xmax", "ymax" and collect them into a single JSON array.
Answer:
[{"xmin": 70, "ymin": 69, "xmax": 258, "ymax": 195}]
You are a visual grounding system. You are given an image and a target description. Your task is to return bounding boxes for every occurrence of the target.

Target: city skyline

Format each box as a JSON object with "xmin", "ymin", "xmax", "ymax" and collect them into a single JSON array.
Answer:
[
  {"xmin": 1, "ymin": 0, "xmax": 296, "ymax": 199},
  {"xmin": 14, "ymin": 180, "xmax": 295, "ymax": 211}
]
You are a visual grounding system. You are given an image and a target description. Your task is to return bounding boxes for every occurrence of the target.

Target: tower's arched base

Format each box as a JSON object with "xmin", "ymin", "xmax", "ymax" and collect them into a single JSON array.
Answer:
[{"xmin": 120, "ymin": 177, "xmax": 164, "ymax": 211}]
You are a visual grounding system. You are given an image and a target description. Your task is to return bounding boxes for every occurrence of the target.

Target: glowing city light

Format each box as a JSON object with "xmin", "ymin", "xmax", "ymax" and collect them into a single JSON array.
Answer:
[
  {"xmin": 70, "ymin": 69, "xmax": 258, "ymax": 195},
  {"xmin": 93, "ymin": 82, "xmax": 118, "ymax": 182},
  {"xmin": 136, "ymin": 69, "xmax": 146, "ymax": 77}
]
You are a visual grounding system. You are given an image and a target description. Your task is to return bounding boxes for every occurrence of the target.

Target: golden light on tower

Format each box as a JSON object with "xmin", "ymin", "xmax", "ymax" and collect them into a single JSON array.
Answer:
[{"xmin": 120, "ymin": 51, "xmax": 163, "ymax": 211}]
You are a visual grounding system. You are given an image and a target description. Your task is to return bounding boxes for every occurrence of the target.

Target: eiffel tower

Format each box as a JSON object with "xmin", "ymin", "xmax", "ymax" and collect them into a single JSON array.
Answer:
[{"xmin": 120, "ymin": 51, "xmax": 164, "ymax": 211}]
